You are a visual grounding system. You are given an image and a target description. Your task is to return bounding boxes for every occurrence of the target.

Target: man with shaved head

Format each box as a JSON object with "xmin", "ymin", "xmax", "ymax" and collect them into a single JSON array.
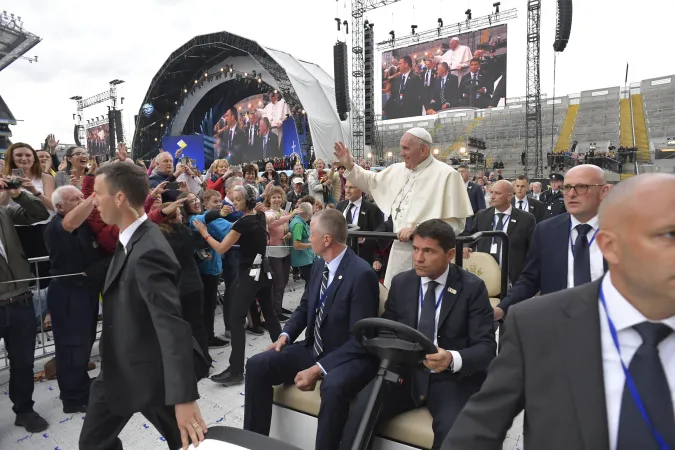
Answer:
[
  {"xmin": 494, "ymin": 164, "xmax": 610, "ymax": 320},
  {"xmin": 442, "ymin": 173, "xmax": 675, "ymax": 450},
  {"xmin": 465, "ymin": 179, "xmax": 536, "ymax": 284},
  {"xmin": 334, "ymin": 128, "xmax": 473, "ymax": 288}
]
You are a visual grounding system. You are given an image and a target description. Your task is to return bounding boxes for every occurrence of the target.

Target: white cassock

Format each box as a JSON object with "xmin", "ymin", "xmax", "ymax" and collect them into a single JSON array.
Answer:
[
  {"xmin": 345, "ymin": 156, "xmax": 473, "ymax": 288},
  {"xmin": 441, "ymin": 45, "xmax": 473, "ymax": 84}
]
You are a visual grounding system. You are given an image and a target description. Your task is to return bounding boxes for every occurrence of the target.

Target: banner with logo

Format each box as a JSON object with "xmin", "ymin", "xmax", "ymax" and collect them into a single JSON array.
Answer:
[{"xmin": 161, "ymin": 135, "xmax": 205, "ymax": 170}]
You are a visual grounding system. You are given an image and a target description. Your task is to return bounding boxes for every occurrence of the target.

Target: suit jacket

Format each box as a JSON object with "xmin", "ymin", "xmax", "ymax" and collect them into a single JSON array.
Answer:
[
  {"xmin": 426, "ymin": 74, "xmax": 460, "ymax": 110},
  {"xmin": 460, "ymin": 71, "xmax": 494, "ymax": 109},
  {"xmin": 470, "ymin": 207, "xmax": 536, "ymax": 283},
  {"xmin": 254, "ymin": 132, "xmax": 281, "ymax": 161},
  {"xmin": 511, "ymin": 196, "xmax": 546, "ymax": 223},
  {"xmin": 420, "ymin": 68, "xmax": 436, "ymax": 108},
  {"xmin": 466, "ymin": 181, "xmax": 486, "ymax": 214},
  {"xmin": 386, "ymin": 72, "xmax": 424, "ymax": 119},
  {"xmin": 283, "ymin": 247, "xmax": 380, "ymax": 372},
  {"xmin": 218, "ymin": 126, "xmax": 247, "ymax": 164},
  {"xmin": 498, "ymin": 213, "xmax": 607, "ymax": 314},
  {"xmin": 539, "ymin": 189, "xmax": 567, "ymax": 220},
  {"xmin": 442, "ymin": 279, "xmax": 610, "ymax": 450},
  {"xmin": 101, "ymin": 220, "xmax": 199, "ymax": 415},
  {"xmin": 383, "ymin": 266, "xmax": 496, "ymax": 404},
  {"xmin": 336, "ymin": 200, "xmax": 383, "ymax": 264},
  {"xmin": 244, "ymin": 123, "xmax": 258, "ymax": 148},
  {"xmin": 0, "ymin": 192, "xmax": 50, "ymax": 299}
]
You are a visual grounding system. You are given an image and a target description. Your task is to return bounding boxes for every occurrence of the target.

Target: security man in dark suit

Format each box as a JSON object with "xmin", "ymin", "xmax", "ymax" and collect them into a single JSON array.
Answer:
[
  {"xmin": 44, "ymin": 186, "xmax": 106, "ymax": 414},
  {"xmin": 540, "ymin": 172, "xmax": 567, "ymax": 220},
  {"xmin": 79, "ymin": 163, "xmax": 206, "ymax": 450},
  {"xmin": 466, "ymin": 180, "xmax": 536, "ymax": 284},
  {"xmin": 512, "ymin": 175, "xmax": 546, "ymax": 223},
  {"xmin": 421, "ymin": 58, "xmax": 436, "ymax": 109},
  {"xmin": 339, "ymin": 219, "xmax": 496, "ymax": 450},
  {"xmin": 244, "ymin": 209, "xmax": 380, "ymax": 450},
  {"xmin": 459, "ymin": 58, "xmax": 494, "ymax": 109},
  {"xmin": 457, "ymin": 164, "xmax": 486, "ymax": 233},
  {"xmin": 0, "ymin": 180, "xmax": 50, "ymax": 433},
  {"xmin": 494, "ymin": 165, "xmax": 610, "ymax": 322},
  {"xmin": 245, "ymin": 110, "xmax": 259, "ymax": 154},
  {"xmin": 255, "ymin": 117, "xmax": 282, "ymax": 160},
  {"xmin": 337, "ymin": 180, "xmax": 383, "ymax": 265},
  {"xmin": 385, "ymin": 56, "xmax": 424, "ymax": 119},
  {"xmin": 216, "ymin": 106, "xmax": 247, "ymax": 164}
]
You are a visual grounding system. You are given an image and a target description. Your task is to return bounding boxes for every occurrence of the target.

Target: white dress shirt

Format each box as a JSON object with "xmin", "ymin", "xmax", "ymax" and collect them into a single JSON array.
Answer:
[
  {"xmin": 0, "ymin": 236, "xmax": 7, "ymax": 262},
  {"xmin": 118, "ymin": 214, "xmax": 148, "ymax": 250},
  {"xmin": 514, "ymin": 196, "xmax": 529, "ymax": 212},
  {"xmin": 418, "ymin": 265, "xmax": 463, "ymax": 372},
  {"xmin": 492, "ymin": 206, "xmax": 512, "ymax": 265},
  {"xmin": 567, "ymin": 214, "xmax": 604, "ymax": 288},
  {"xmin": 599, "ymin": 273, "xmax": 675, "ymax": 450},
  {"xmin": 342, "ymin": 197, "xmax": 362, "ymax": 226}
]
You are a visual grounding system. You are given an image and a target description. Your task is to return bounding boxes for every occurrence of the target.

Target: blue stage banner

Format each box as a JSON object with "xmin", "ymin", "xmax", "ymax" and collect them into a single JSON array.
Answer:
[
  {"xmin": 161, "ymin": 135, "xmax": 205, "ymax": 170},
  {"xmin": 282, "ymin": 117, "xmax": 303, "ymax": 163}
]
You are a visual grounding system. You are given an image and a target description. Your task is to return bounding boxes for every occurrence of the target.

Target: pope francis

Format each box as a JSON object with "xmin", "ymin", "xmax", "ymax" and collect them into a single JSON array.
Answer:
[{"xmin": 333, "ymin": 127, "xmax": 473, "ymax": 288}]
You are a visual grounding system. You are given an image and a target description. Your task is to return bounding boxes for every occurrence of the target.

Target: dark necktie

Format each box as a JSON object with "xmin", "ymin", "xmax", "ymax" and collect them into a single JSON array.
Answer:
[
  {"xmin": 414, "ymin": 280, "xmax": 439, "ymax": 402},
  {"xmin": 229, "ymin": 129, "xmax": 234, "ymax": 149},
  {"xmin": 263, "ymin": 137, "xmax": 268, "ymax": 159},
  {"xmin": 345, "ymin": 203, "xmax": 355, "ymax": 225},
  {"xmin": 440, "ymin": 78, "xmax": 447, "ymax": 105},
  {"xmin": 518, "ymin": 200, "xmax": 524, "ymax": 210},
  {"xmin": 617, "ymin": 323, "xmax": 675, "ymax": 450},
  {"xmin": 492, "ymin": 213, "xmax": 506, "ymax": 263},
  {"xmin": 312, "ymin": 264, "xmax": 331, "ymax": 359},
  {"xmin": 573, "ymin": 224, "xmax": 592, "ymax": 286}
]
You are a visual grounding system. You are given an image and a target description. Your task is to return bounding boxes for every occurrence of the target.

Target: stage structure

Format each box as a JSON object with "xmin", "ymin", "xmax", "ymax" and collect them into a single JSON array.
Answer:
[
  {"xmin": 69, "ymin": 79, "xmax": 125, "ymax": 155},
  {"xmin": 133, "ymin": 31, "xmax": 347, "ymax": 166},
  {"xmin": 525, "ymin": 0, "xmax": 543, "ymax": 177},
  {"xmin": 350, "ymin": 0, "xmax": 402, "ymax": 161}
]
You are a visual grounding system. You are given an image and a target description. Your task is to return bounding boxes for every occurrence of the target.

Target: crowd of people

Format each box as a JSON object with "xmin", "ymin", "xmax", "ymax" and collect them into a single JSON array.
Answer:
[
  {"xmin": 543, "ymin": 145, "xmax": 639, "ymax": 174},
  {"xmin": 0, "ymin": 125, "xmax": 672, "ymax": 450}
]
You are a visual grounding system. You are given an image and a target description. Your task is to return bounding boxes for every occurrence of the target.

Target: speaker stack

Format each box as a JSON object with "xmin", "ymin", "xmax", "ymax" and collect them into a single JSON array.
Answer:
[
  {"xmin": 364, "ymin": 23, "xmax": 375, "ymax": 146},
  {"xmin": 333, "ymin": 41, "xmax": 350, "ymax": 121},
  {"xmin": 553, "ymin": 0, "xmax": 572, "ymax": 52}
]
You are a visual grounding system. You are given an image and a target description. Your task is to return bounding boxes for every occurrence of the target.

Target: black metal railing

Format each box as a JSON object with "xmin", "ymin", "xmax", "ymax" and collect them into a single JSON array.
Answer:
[{"xmin": 347, "ymin": 229, "xmax": 510, "ymax": 299}]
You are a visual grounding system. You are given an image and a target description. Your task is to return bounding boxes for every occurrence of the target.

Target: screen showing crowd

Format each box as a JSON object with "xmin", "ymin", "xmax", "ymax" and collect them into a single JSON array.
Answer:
[
  {"xmin": 380, "ymin": 24, "xmax": 507, "ymax": 120},
  {"xmin": 86, "ymin": 123, "xmax": 110, "ymax": 157},
  {"xmin": 212, "ymin": 92, "xmax": 291, "ymax": 165}
]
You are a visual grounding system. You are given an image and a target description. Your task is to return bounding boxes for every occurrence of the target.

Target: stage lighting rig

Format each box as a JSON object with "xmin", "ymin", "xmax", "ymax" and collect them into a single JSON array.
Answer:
[
  {"xmin": 493, "ymin": 2, "xmax": 501, "ymax": 13},
  {"xmin": 335, "ymin": 18, "xmax": 341, "ymax": 30},
  {"xmin": 389, "ymin": 30, "xmax": 395, "ymax": 44},
  {"xmin": 437, "ymin": 18, "xmax": 443, "ymax": 28},
  {"xmin": 411, "ymin": 24, "xmax": 417, "ymax": 35},
  {"xmin": 343, "ymin": 20, "xmax": 348, "ymax": 33}
]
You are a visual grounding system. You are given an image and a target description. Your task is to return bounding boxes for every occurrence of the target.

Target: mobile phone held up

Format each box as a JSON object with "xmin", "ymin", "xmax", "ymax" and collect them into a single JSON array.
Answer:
[
  {"xmin": 11, "ymin": 168, "xmax": 24, "ymax": 178},
  {"xmin": 166, "ymin": 182, "xmax": 180, "ymax": 190}
]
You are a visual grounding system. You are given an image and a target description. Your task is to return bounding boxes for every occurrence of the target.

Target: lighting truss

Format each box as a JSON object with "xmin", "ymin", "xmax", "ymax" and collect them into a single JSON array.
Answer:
[
  {"xmin": 0, "ymin": 11, "xmax": 41, "ymax": 72},
  {"xmin": 376, "ymin": 8, "xmax": 517, "ymax": 50}
]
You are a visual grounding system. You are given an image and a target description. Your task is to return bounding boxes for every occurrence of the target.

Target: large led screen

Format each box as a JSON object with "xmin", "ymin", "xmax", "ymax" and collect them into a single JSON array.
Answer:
[
  {"xmin": 86, "ymin": 123, "xmax": 110, "ymax": 157},
  {"xmin": 380, "ymin": 24, "xmax": 507, "ymax": 120}
]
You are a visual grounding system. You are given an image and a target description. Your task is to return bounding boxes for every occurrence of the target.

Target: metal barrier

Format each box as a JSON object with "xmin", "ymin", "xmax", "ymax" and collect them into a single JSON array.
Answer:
[
  {"xmin": 347, "ymin": 229, "xmax": 510, "ymax": 299},
  {"xmin": 0, "ymin": 256, "xmax": 102, "ymax": 375}
]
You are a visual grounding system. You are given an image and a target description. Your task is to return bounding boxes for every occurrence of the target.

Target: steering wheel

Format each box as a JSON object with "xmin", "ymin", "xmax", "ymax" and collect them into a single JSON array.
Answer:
[{"xmin": 351, "ymin": 318, "xmax": 438, "ymax": 368}]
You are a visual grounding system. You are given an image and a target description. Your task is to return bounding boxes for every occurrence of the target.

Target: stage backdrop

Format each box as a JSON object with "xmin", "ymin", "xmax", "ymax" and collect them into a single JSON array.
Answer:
[
  {"xmin": 381, "ymin": 24, "xmax": 507, "ymax": 120},
  {"xmin": 161, "ymin": 135, "xmax": 205, "ymax": 170}
]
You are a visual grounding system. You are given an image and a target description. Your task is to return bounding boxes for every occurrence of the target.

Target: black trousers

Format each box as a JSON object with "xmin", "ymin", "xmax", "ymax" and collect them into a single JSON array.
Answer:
[
  {"xmin": 229, "ymin": 273, "xmax": 281, "ymax": 374},
  {"xmin": 79, "ymin": 372, "xmax": 182, "ymax": 450},
  {"xmin": 298, "ymin": 264, "xmax": 312, "ymax": 292},
  {"xmin": 269, "ymin": 255, "xmax": 291, "ymax": 316},
  {"xmin": 339, "ymin": 372, "xmax": 479, "ymax": 450},
  {"xmin": 0, "ymin": 299, "xmax": 37, "ymax": 414},
  {"xmin": 201, "ymin": 274, "xmax": 220, "ymax": 340},
  {"xmin": 220, "ymin": 250, "xmax": 240, "ymax": 331},
  {"xmin": 244, "ymin": 343, "xmax": 377, "ymax": 450},
  {"xmin": 48, "ymin": 280, "xmax": 99, "ymax": 408},
  {"xmin": 180, "ymin": 289, "xmax": 210, "ymax": 367}
]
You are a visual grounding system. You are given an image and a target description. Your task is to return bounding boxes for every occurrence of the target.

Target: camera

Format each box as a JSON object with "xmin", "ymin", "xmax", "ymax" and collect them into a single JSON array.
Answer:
[{"xmin": 3, "ymin": 179, "xmax": 23, "ymax": 190}]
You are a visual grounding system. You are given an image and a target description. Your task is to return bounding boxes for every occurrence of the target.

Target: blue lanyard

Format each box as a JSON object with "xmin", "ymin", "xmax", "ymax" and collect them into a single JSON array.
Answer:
[
  {"xmin": 569, "ymin": 223, "xmax": 599, "ymax": 256},
  {"xmin": 493, "ymin": 214, "xmax": 510, "ymax": 232},
  {"xmin": 599, "ymin": 286, "xmax": 670, "ymax": 450},
  {"xmin": 419, "ymin": 283, "xmax": 444, "ymax": 311}
]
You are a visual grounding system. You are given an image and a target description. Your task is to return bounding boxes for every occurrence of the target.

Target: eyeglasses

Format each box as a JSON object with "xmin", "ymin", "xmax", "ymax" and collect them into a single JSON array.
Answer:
[
  {"xmin": 71, "ymin": 152, "xmax": 89, "ymax": 157},
  {"xmin": 187, "ymin": 199, "xmax": 201, "ymax": 205},
  {"xmin": 562, "ymin": 184, "xmax": 604, "ymax": 195}
]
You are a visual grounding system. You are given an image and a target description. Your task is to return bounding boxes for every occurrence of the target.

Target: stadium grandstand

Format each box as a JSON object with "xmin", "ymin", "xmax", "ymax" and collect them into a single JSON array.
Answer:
[{"xmin": 375, "ymin": 73, "xmax": 675, "ymax": 179}]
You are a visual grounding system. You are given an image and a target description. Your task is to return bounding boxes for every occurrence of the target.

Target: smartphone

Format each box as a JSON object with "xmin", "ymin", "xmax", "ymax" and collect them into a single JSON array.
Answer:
[
  {"xmin": 180, "ymin": 156, "xmax": 189, "ymax": 166},
  {"xmin": 166, "ymin": 182, "xmax": 180, "ymax": 190},
  {"xmin": 95, "ymin": 155, "xmax": 102, "ymax": 165},
  {"xmin": 11, "ymin": 168, "xmax": 24, "ymax": 178},
  {"xmin": 190, "ymin": 158, "xmax": 197, "ymax": 167}
]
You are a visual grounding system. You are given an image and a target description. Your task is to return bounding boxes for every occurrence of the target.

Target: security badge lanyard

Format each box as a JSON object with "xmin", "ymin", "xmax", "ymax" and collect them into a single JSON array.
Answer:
[
  {"xmin": 599, "ymin": 286, "xmax": 670, "ymax": 450},
  {"xmin": 490, "ymin": 214, "xmax": 510, "ymax": 255},
  {"xmin": 419, "ymin": 283, "xmax": 444, "ymax": 315},
  {"xmin": 569, "ymin": 222, "xmax": 599, "ymax": 257}
]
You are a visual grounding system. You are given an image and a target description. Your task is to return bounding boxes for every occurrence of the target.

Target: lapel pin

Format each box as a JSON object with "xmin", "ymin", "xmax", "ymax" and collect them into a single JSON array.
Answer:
[
  {"xmin": 338, "ymin": 275, "xmax": 343, "ymax": 280},
  {"xmin": 123, "ymin": 247, "xmax": 127, "ymax": 255},
  {"xmin": 511, "ymin": 219, "xmax": 517, "ymax": 223},
  {"xmin": 448, "ymin": 287, "xmax": 457, "ymax": 294}
]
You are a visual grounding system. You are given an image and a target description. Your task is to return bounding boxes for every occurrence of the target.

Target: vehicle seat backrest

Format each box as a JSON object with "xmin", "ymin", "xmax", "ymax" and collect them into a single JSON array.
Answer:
[
  {"xmin": 378, "ymin": 283, "xmax": 388, "ymax": 316},
  {"xmin": 462, "ymin": 253, "xmax": 502, "ymax": 297}
]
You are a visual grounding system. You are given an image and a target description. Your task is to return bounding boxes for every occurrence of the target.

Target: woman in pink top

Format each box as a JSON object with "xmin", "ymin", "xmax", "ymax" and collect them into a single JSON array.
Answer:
[{"xmin": 264, "ymin": 186, "xmax": 302, "ymax": 322}]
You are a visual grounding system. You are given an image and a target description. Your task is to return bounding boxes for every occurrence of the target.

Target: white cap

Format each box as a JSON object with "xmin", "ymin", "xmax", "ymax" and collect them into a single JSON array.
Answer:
[
  {"xmin": 405, "ymin": 127, "xmax": 433, "ymax": 144},
  {"xmin": 292, "ymin": 177, "xmax": 304, "ymax": 185}
]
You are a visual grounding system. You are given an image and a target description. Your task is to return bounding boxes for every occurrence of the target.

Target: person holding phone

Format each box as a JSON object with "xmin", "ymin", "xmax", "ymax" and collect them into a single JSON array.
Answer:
[{"xmin": 54, "ymin": 146, "xmax": 89, "ymax": 189}]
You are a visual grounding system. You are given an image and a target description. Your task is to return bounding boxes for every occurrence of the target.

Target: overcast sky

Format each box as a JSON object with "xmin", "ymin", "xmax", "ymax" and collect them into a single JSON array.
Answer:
[{"xmin": 3, "ymin": 0, "xmax": 675, "ymax": 148}]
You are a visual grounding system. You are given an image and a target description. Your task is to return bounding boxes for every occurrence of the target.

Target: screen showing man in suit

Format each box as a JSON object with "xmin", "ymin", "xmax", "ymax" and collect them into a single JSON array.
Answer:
[
  {"xmin": 86, "ymin": 123, "xmax": 109, "ymax": 157},
  {"xmin": 380, "ymin": 24, "xmax": 507, "ymax": 119},
  {"xmin": 442, "ymin": 173, "xmax": 675, "ymax": 450}
]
